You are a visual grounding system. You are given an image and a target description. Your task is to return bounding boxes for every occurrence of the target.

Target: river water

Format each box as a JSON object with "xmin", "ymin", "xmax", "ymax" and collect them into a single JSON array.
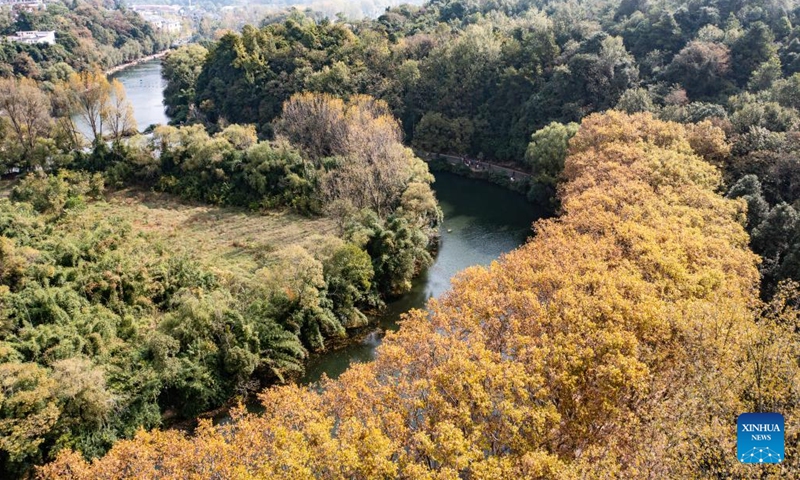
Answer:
[
  {"xmin": 300, "ymin": 172, "xmax": 544, "ymax": 383},
  {"xmin": 110, "ymin": 59, "xmax": 170, "ymax": 130},
  {"xmin": 75, "ymin": 59, "xmax": 170, "ymax": 138},
  {"xmin": 117, "ymin": 58, "xmax": 545, "ymax": 387}
]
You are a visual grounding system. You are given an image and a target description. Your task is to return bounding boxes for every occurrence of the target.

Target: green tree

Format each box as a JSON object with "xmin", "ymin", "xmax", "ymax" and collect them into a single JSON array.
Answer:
[
  {"xmin": 727, "ymin": 174, "xmax": 770, "ymax": 229},
  {"xmin": 257, "ymin": 245, "xmax": 344, "ymax": 351},
  {"xmin": 412, "ymin": 112, "xmax": 474, "ymax": 155},
  {"xmin": 524, "ymin": 121, "xmax": 579, "ymax": 208},
  {"xmin": 162, "ymin": 44, "xmax": 208, "ymax": 124},
  {"xmin": 731, "ymin": 22, "xmax": 778, "ymax": 86},
  {"xmin": 748, "ymin": 56, "xmax": 783, "ymax": 92},
  {"xmin": 616, "ymin": 87, "xmax": 656, "ymax": 113},
  {"xmin": 10, "ymin": 170, "xmax": 104, "ymax": 215},
  {"xmin": 751, "ymin": 203, "xmax": 800, "ymax": 290},
  {"xmin": 319, "ymin": 241, "xmax": 375, "ymax": 328},
  {"xmin": 346, "ymin": 210, "xmax": 432, "ymax": 296}
]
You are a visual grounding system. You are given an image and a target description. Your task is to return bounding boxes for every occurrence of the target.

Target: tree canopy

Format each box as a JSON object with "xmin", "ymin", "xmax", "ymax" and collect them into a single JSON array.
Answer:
[
  {"xmin": 39, "ymin": 112, "xmax": 800, "ymax": 478},
  {"xmin": 0, "ymin": 90, "xmax": 440, "ymax": 476},
  {"xmin": 0, "ymin": 0, "xmax": 174, "ymax": 77},
  {"xmin": 5, "ymin": 0, "xmax": 800, "ymax": 476}
]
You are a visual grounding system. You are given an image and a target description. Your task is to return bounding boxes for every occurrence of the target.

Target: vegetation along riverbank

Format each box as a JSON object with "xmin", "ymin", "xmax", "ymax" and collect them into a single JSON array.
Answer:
[
  {"xmin": 0, "ymin": 0, "xmax": 177, "ymax": 79},
  {"xmin": 104, "ymin": 50, "xmax": 171, "ymax": 76},
  {"xmin": 42, "ymin": 111, "xmax": 800, "ymax": 479},
  {"xmin": 5, "ymin": 0, "xmax": 800, "ymax": 477},
  {"xmin": 0, "ymin": 85, "xmax": 441, "ymax": 476}
]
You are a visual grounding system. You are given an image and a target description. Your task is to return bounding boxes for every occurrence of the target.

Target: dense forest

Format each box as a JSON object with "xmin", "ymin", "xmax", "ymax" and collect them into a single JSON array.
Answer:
[
  {"xmin": 0, "ymin": 72, "xmax": 439, "ymax": 474},
  {"xmin": 0, "ymin": 0, "xmax": 173, "ymax": 78},
  {"xmin": 40, "ymin": 112, "xmax": 800, "ymax": 478},
  {"xmin": 164, "ymin": 0, "xmax": 800, "ymax": 297},
  {"xmin": 2, "ymin": 0, "xmax": 800, "ymax": 477}
]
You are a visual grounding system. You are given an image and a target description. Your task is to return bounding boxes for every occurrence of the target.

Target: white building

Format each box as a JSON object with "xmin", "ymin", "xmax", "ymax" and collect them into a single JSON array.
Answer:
[
  {"xmin": 0, "ymin": 0, "xmax": 44, "ymax": 10},
  {"xmin": 163, "ymin": 20, "xmax": 182, "ymax": 33},
  {"xmin": 6, "ymin": 31, "xmax": 56, "ymax": 45},
  {"xmin": 131, "ymin": 5, "xmax": 180, "ymax": 14},
  {"xmin": 141, "ymin": 13, "xmax": 182, "ymax": 33}
]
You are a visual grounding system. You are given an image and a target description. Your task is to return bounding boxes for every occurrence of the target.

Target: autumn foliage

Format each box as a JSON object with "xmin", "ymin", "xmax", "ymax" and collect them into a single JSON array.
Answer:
[{"xmin": 39, "ymin": 112, "xmax": 800, "ymax": 478}]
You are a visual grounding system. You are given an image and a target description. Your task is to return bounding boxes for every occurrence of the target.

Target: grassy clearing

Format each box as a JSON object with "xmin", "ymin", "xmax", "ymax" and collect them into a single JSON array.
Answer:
[{"xmin": 83, "ymin": 188, "xmax": 338, "ymax": 278}]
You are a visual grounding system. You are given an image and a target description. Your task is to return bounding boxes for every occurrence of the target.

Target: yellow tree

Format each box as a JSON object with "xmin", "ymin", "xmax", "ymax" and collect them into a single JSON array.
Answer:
[
  {"xmin": 275, "ymin": 93, "xmax": 433, "ymax": 220},
  {"xmin": 48, "ymin": 81, "xmax": 84, "ymax": 152},
  {"xmin": 274, "ymin": 92, "xmax": 347, "ymax": 162},
  {"xmin": 101, "ymin": 79, "xmax": 137, "ymax": 142},
  {"xmin": 67, "ymin": 69, "xmax": 111, "ymax": 143},
  {"xmin": 0, "ymin": 363, "xmax": 61, "ymax": 473},
  {"xmin": 41, "ymin": 112, "xmax": 800, "ymax": 479}
]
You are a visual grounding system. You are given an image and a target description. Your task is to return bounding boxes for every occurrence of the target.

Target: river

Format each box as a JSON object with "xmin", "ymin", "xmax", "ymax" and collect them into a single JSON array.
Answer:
[
  {"xmin": 109, "ymin": 59, "xmax": 170, "ymax": 130},
  {"xmin": 117, "ymin": 58, "xmax": 545, "ymax": 388},
  {"xmin": 75, "ymin": 58, "xmax": 169, "ymax": 138},
  {"xmin": 300, "ymin": 171, "xmax": 544, "ymax": 383}
]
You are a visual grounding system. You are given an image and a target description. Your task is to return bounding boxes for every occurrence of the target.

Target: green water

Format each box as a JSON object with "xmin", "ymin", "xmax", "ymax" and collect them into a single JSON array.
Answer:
[
  {"xmin": 116, "ymin": 59, "xmax": 545, "ymax": 390},
  {"xmin": 75, "ymin": 58, "xmax": 169, "ymax": 138},
  {"xmin": 299, "ymin": 171, "xmax": 546, "ymax": 384}
]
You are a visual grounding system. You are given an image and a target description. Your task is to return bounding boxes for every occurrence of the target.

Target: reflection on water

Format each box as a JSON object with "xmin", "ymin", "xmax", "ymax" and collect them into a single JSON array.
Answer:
[
  {"xmin": 110, "ymin": 59, "xmax": 169, "ymax": 130},
  {"xmin": 75, "ymin": 59, "xmax": 169, "ymax": 139},
  {"xmin": 299, "ymin": 171, "xmax": 547, "ymax": 384}
]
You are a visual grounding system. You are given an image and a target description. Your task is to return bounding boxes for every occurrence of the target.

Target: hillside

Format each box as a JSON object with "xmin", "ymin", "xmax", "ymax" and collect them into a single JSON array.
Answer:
[
  {"xmin": 41, "ymin": 112, "xmax": 800, "ymax": 478},
  {"xmin": 0, "ymin": 0, "xmax": 174, "ymax": 78},
  {"xmin": 0, "ymin": 91, "xmax": 441, "ymax": 476},
  {"xmin": 163, "ymin": 0, "xmax": 800, "ymax": 298},
  {"xmin": 3, "ymin": 0, "xmax": 800, "ymax": 478}
]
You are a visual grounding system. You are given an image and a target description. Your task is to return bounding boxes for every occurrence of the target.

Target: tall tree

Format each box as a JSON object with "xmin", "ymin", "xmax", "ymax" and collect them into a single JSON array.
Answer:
[
  {"xmin": 731, "ymin": 21, "xmax": 778, "ymax": 86},
  {"xmin": 43, "ymin": 113, "xmax": 796, "ymax": 479},
  {"xmin": 666, "ymin": 40, "xmax": 732, "ymax": 99},
  {"xmin": 101, "ymin": 79, "xmax": 137, "ymax": 142},
  {"xmin": 524, "ymin": 121, "xmax": 579, "ymax": 207},
  {"xmin": 162, "ymin": 44, "xmax": 208, "ymax": 123},
  {"xmin": 275, "ymin": 93, "xmax": 430, "ymax": 219},
  {"xmin": 67, "ymin": 70, "xmax": 111, "ymax": 143},
  {"xmin": 0, "ymin": 78, "xmax": 53, "ymax": 171}
]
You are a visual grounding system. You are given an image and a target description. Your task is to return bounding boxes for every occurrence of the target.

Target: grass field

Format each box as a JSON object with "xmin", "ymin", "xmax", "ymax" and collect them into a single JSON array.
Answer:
[
  {"xmin": 83, "ymin": 188, "xmax": 338, "ymax": 278},
  {"xmin": 2, "ymin": 181, "xmax": 340, "ymax": 277}
]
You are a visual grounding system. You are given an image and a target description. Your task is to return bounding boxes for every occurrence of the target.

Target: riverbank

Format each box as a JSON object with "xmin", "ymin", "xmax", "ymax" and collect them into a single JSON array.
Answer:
[
  {"xmin": 419, "ymin": 151, "xmax": 533, "ymax": 196},
  {"xmin": 416, "ymin": 151, "xmax": 532, "ymax": 179},
  {"xmin": 164, "ymin": 171, "xmax": 546, "ymax": 430},
  {"xmin": 89, "ymin": 60, "xmax": 545, "ymax": 433},
  {"xmin": 105, "ymin": 50, "xmax": 170, "ymax": 75}
]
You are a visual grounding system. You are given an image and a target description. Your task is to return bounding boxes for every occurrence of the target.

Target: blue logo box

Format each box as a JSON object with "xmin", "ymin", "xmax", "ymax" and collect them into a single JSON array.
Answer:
[{"xmin": 737, "ymin": 412, "xmax": 784, "ymax": 464}]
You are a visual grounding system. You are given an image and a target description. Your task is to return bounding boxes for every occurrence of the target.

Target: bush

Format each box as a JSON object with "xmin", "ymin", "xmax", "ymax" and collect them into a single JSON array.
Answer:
[{"xmin": 10, "ymin": 170, "xmax": 104, "ymax": 215}]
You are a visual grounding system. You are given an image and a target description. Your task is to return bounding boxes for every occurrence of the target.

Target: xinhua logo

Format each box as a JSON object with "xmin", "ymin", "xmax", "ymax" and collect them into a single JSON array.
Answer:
[{"xmin": 737, "ymin": 412, "xmax": 784, "ymax": 464}]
